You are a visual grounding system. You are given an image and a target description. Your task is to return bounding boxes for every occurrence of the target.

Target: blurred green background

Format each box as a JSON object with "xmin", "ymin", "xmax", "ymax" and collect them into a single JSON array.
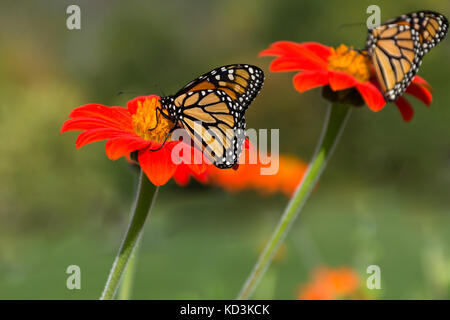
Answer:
[{"xmin": 0, "ymin": 0, "xmax": 449, "ymax": 299}]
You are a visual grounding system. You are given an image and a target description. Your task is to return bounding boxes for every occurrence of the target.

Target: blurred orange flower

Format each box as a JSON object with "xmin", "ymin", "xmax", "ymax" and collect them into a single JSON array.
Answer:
[
  {"xmin": 208, "ymin": 154, "xmax": 307, "ymax": 196},
  {"xmin": 297, "ymin": 266, "xmax": 360, "ymax": 300},
  {"xmin": 178, "ymin": 146, "xmax": 308, "ymax": 196}
]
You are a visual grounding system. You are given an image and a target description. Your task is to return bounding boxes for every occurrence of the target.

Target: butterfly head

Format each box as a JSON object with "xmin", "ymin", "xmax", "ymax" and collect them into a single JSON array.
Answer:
[{"xmin": 160, "ymin": 96, "xmax": 178, "ymax": 119}]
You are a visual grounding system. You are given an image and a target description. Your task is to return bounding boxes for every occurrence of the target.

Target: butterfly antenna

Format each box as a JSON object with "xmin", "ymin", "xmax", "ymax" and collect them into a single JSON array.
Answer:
[{"xmin": 148, "ymin": 126, "xmax": 176, "ymax": 152}]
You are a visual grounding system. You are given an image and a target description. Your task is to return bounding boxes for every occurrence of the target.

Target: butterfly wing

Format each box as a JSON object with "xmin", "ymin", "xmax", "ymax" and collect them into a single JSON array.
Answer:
[
  {"xmin": 386, "ymin": 11, "xmax": 448, "ymax": 52},
  {"xmin": 366, "ymin": 24, "xmax": 421, "ymax": 101},
  {"xmin": 163, "ymin": 64, "xmax": 264, "ymax": 169},
  {"xmin": 175, "ymin": 64, "xmax": 264, "ymax": 112},
  {"xmin": 366, "ymin": 11, "xmax": 448, "ymax": 102},
  {"xmin": 175, "ymin": 89, "xmax": 247, "ymax": 168}
]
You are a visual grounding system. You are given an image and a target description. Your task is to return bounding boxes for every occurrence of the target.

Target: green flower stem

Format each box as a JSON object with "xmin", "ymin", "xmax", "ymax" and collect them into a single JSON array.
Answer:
[
  {"xmin": 237, "ymin": 103, "xmax": 351, "ymax": 300},
  {"xmin": 100, "ymin": 170, "xmax": 159, "ymax": 300},
  {"xmin": 117, "ymin": 240, "xmax": 139, "ymax": 300}
]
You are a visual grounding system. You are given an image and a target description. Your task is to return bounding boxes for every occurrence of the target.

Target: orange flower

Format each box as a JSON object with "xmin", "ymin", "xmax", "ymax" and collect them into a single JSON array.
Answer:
[
  {"xmin": 206, "ymin": 148, "xmax": 308, "ymax": 196},
  {"xmin": 173, "ymin": 163, "xmax": 209, "ymax": 186},
  {"xmin": 170, "ymin": 143, "xmax": 307, "ymax": 196},
  {"xmin": 61, "ymin": 95, "xmax": 207, "ymax": 186},
  {"xmin": 260, "ymin": 41, "xmax": 433, "ymax": 122},
  {"xmin": 298, "ymin": 281, "xmax": 335, "ymax": 300},
  {"xmin": 297, "ymin": 266, "xmax": 360, "ymax": 300}
]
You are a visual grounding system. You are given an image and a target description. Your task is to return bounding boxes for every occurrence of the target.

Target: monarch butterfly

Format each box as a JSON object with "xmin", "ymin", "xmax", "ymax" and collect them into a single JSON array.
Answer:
[
  {"xmin": 365, "ymin": 11, "xmax": 448, "ymax": 102},
  {"xmin": 155, "ymin": 64, "xmax": 264, "ymax": 169}
]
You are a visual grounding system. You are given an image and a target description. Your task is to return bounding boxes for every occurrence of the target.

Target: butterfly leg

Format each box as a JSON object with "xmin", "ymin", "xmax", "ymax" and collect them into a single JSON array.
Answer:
[
  {"xmin": 148, "ymin": 107, "xmax": 172, "ymax": 131},
  {"xmin": 148, "ymin": 119, "xmax": 178, "ymax": 152}
]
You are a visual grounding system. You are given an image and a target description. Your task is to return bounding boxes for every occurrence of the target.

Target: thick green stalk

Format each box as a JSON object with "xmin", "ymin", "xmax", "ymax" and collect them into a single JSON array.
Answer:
[
  {"xmin": 237, "ymin": 103, "xmax": 351, "ymax": 300},
  {"xmin": 117, "ymin": 242, "xmax": 139, "ymax": 300},
  {"xmin": 100, "ymin": 170, "xmax": 159, "ymax": 300}
]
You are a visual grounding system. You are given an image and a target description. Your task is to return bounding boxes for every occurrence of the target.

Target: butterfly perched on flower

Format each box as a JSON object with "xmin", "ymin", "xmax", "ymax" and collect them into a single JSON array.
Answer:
[
  {"xmin": 365, "ymin": 10, "xmax": 448, "ymax": 102},
  {"xmin": 156, "ymin": 64, "xmax": 264, "ymax": 169}
]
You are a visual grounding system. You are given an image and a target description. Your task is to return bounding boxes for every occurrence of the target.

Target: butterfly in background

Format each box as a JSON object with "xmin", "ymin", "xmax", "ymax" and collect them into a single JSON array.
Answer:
[
  {"xmin": 157, "ymin": 64, "xmax": 264, "ymax": 169},
  {"xmin": 365, "ymin": 10, "xmax": 448, "ymax": 102}
]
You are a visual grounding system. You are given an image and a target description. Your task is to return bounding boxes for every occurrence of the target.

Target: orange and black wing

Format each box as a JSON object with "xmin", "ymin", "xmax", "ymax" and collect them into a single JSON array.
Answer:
[
  {"xmin": 386, "ymin": 11, "xmax": 448, "ymax": 52},
  {"xmin": 174, "ymin": 89, "xmax": 246, "ymax": 168},
  {"xmin": 176, "ymin": 64, "xmax": 264, "ymax": 112},
  {"xmin": 366, "ymin": 23, "xmax": 421, "ymax": 101},
  {"xmin": 162, "ymin": 64, "xmax": 264, "ymax": 169},
  {"xmin": 366, "ymin": 11, "xmax": 448, "ymax": 102}
]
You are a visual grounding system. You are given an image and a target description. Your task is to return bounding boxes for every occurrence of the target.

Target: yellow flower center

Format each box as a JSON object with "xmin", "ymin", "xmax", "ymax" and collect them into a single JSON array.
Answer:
[
  {"xmin": 328, "ymin": 44, "xmax": 372, "ymax": 82},
  {"xmin": 131, "ymin": 97, "xmax": 174, "ymax": 142}
]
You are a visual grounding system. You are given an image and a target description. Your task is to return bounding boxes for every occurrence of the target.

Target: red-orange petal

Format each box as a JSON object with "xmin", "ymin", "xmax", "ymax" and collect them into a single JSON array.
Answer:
[
  {"xmin": 60, "ymin": 117, "xmax": 130, "ymax": 133},
  {"xmin": 412, "ymin": 75, "xmax": 433, "ymax": 92},
  {"xmin": 268, "ymin": 57, "xmax": 324, "ymax": 72},
  {"xmin": 328, "ymin": 71, "xmax": 357, "ymax": 91},
  {"xmin": 74, "ymin": 128, "xmax": 126, "ymax": 149},
  {"xmin": 355, "ymin": 82, "xmax": 386, "ymax": 111},
  {"xmin": 300, "ymin": 42, "xmax": 332, "ymax": 61},
  {"xmin": 261, "ymin": 41, "xmax": 329, "ymax": 71},
  {"xmin": 68, "ymin": 104, "xmax": 132, "ymax": 131},
  {"xmin": 138, "ymin": 144, "xmax": 178, "ymax": 186},
  {"xmin": 259, "ymin": 41, "xmax": 304, "ymax": 57},
  {"xmin": 173, "ymin": 164, "xmax": 210, "ymax": 186},
  {"xmin": 260, "ymin": 41, "xmax": 330, "ymax": 61},
  {"xmin": 172, "ymin": 165, "xmax": 190, "ymax": 186},
  {"xmin": 105, "ymin": 135, "xmax": 151, "ymax": 160},
  {"xmin": 394, "ymin": 97, "xmax": 414, "ymax": 122},
  {"xmin": 127, "ymin": 95, "xmax": 160, "ymax": 115},
  {"xmin": 185, "ymin": 151, "xmax": 208, "ymax": 175},
  {"xmin": 293, "ymin": 71, "xmax": 329, "ymax": 92},
  {"xmin": 168, "ymin": 141, "xmax": 208, "ymax": 175},
  {"xmin": 405, "ymin": 82, "xmax": 432, "ymax": 106},
  {"xmin": 244, "ymin": 138, "xmax": 253, "ymax": 152}
]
